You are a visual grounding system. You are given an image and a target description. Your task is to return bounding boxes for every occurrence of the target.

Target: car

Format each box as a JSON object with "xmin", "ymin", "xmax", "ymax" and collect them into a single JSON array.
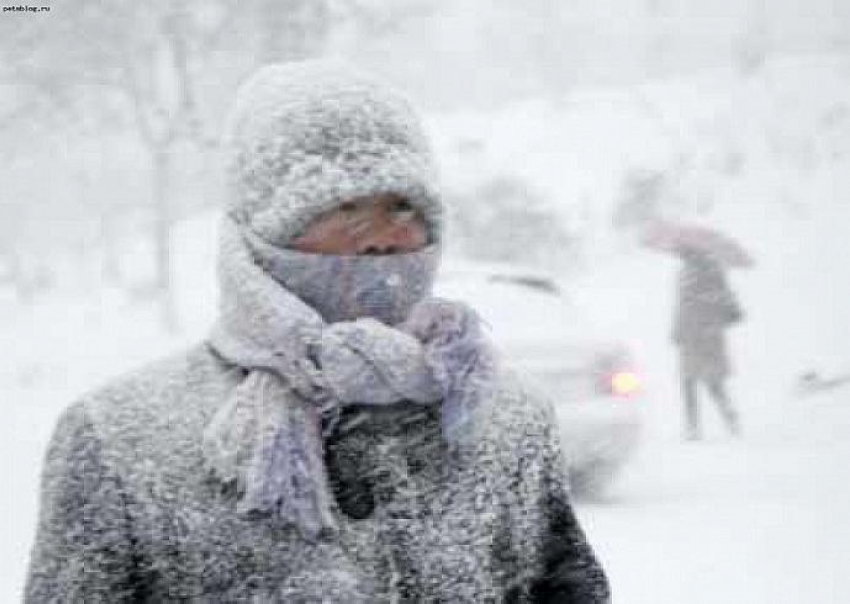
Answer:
[{"xmin": 434, "ymin": 259, "xmax": 642, "ymax": 496}]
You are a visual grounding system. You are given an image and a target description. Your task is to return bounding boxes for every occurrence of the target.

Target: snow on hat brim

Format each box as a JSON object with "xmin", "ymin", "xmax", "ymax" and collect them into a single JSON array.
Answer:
[{"xmin": 224, "ymin": 61, "xmax": 443, "ymax": 246}]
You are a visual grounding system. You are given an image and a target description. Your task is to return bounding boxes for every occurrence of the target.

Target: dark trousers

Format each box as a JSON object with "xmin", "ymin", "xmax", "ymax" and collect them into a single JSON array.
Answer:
[{"xmin": 681, "ymin": 376, "xmax": 740, "ymax": 439}]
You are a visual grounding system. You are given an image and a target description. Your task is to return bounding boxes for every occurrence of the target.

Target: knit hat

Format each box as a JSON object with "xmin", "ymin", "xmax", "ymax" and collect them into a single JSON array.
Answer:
[{"xmin": 223, "ymin": 60, "xmax": 443, "ymax": 247}]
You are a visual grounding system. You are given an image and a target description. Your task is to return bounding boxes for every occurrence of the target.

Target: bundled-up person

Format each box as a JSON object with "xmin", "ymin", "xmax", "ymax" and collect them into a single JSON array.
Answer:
[
  {"xmin": 25, "ymin": 61, "xmax": 610, "ymax": 603},
  {"xmin": 673, "ymin": 247, "xmax": 743, "ymax": 441}
]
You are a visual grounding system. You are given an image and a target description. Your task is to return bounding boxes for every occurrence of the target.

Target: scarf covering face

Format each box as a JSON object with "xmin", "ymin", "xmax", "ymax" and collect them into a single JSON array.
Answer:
[{"xmin": 203, "ymin": 216, "xmax": 497, "ymax": 541}]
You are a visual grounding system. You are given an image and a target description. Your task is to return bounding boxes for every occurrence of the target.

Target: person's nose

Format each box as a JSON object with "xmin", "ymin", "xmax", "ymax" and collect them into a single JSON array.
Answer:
[{"xmin": 357, "ymin": 221, "xmax": 420, "ymax": 255}]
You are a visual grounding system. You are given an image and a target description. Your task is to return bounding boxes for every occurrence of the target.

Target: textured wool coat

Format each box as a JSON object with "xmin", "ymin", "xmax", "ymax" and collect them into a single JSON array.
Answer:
[{"xmin": 25, "ymin": 343, "xmax": 610, "ymax": 602}]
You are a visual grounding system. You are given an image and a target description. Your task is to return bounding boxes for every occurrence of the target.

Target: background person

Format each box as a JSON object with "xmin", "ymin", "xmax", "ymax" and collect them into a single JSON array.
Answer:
[{"xmin": 673, "ymin": 247, "xmax": 744, "ymax": 441}]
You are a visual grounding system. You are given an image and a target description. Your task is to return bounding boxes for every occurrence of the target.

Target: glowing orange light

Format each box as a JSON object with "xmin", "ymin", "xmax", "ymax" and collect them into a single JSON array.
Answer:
[{"xmin": 611, "ymin": 371, "xmax": 640, "ymax": 396}]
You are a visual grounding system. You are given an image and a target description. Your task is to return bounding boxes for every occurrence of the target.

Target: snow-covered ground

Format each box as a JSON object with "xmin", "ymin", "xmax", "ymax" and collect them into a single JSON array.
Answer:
[
  {"xmin": 4, "ymin": 55, "xmax": 850, "ymax": 601},
  {"xmin": 584, "ymin": 413, "xmax": 850, "ymax": 604}
]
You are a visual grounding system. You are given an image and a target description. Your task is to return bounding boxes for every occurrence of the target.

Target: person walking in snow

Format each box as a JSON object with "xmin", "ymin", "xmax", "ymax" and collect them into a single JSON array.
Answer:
[
  {"xmin": 25, "ymin": 61, "xmax": 610, "ymax": 603},
  {"xmin": 673, "ymin": 247, "xmax": 743, "ymax": 441}
]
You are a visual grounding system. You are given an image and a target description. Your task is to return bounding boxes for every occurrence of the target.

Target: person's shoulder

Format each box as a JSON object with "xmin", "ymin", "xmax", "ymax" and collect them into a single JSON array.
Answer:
[
  {"xmin": 49, "ymin": 342, "xmax": 232, "ymax": 473},
  {"xmin": 63, "ymin": 342, "xmax": 228, "ymax": 443},
  {"xmin": 79, "ymin": 342, "xmax": 216, "ymax": 407},
  {"xmin": 471, "ymin": 367, "xmax": 562, "ymax": 477},
  {"xmin": 485, "ymin": 365, "xmax": 558, "ymax": 435}
]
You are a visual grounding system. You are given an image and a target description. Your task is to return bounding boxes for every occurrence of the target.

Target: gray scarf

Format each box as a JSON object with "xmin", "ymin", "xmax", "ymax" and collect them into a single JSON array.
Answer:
[{"xmin": 203, "ymin": 216, "xmax": 497, "ymax": 541}]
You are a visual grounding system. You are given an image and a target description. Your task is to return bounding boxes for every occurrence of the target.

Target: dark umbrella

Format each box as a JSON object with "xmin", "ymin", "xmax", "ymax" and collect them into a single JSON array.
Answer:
[{"xmin": 641, "ymin": 220, "xmax": 755, "ymax": 268}]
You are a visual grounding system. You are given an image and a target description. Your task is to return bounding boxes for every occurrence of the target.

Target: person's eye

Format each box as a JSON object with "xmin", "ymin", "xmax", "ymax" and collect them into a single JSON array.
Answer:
[
  {"xmin": 390, "ymin": 199, "xmax": 419, "ymax": 223},
  {"xmin": 392, "ymin": 199, "xmax": 414, "ymax": 214}
]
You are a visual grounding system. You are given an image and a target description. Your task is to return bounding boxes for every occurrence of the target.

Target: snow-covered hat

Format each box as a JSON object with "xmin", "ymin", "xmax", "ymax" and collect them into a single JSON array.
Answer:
[{"xmin": 224, "ymin": 60, "xmax": 443, "ymax": 246}]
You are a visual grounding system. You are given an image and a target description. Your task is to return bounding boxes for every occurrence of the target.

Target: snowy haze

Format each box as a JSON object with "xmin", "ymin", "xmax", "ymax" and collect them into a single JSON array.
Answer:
[{"xmin": 3, "ymin": 2, "xmax": 850, "ymax": 602}]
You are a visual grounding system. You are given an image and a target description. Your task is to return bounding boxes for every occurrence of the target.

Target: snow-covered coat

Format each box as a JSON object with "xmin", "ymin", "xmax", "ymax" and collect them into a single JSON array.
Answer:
[
  {"xmin": 25, "ymin": 344, "xmax": 609, "ymax": 602},
  {"xmin": 25, "ymin": 61, "xmax": 609, "ymax": 603},
  {"xmin": 672, "ymin": 253, "xmax": 743, "ymax": 381}
]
